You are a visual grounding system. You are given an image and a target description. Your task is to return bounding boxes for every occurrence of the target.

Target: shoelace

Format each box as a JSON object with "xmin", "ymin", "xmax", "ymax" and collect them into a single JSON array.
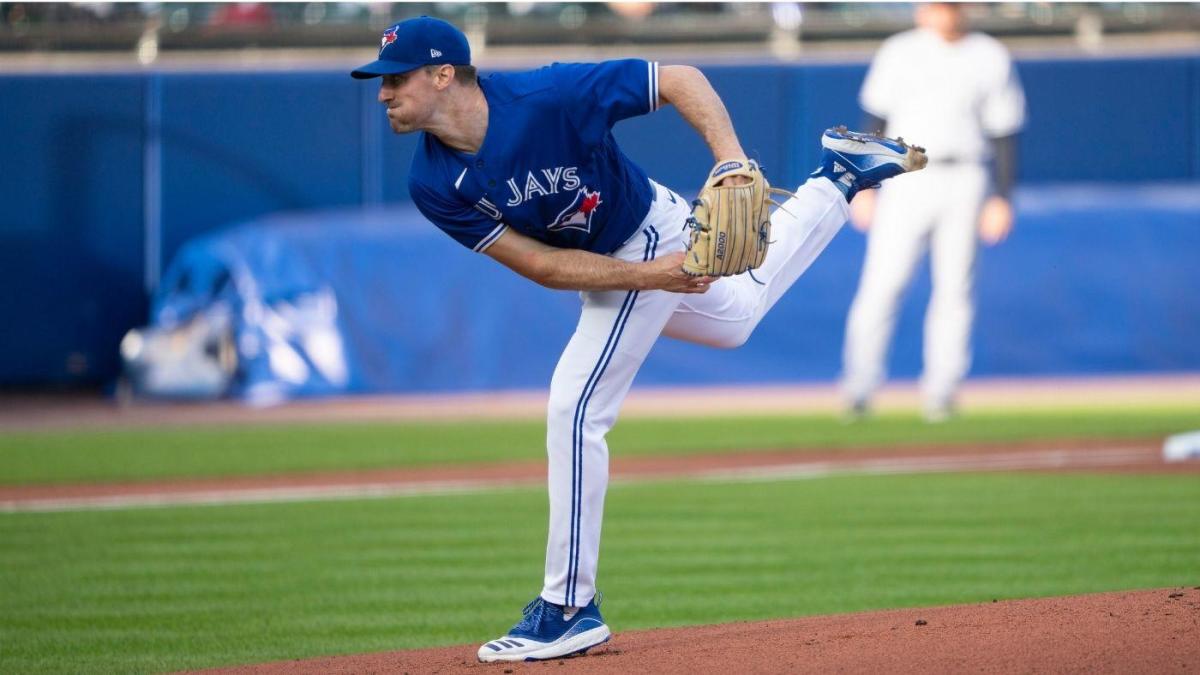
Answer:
[
  {"xmin": 516, "ymin": 593, "xmax": 601, "ymax": 631},
  {"xmin": 515, "ymin": 598, "xmax": 554, "ymax": 632}
]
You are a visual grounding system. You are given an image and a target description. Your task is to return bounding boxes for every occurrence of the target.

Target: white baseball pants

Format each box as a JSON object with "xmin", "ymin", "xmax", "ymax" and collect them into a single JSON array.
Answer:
[
  {"xmin": 841, "ymin": 164, "xmax": 989, "ymax": 407},
  {"xmin": 541, "ymin": 177, "xmax": 849, "ymax": 607}
]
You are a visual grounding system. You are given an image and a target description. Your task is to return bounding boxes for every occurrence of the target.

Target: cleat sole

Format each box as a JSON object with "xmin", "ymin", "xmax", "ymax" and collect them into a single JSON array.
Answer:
[{"xmin": 479, "ymin": 625, "xmax": 611, "ymax": 663}]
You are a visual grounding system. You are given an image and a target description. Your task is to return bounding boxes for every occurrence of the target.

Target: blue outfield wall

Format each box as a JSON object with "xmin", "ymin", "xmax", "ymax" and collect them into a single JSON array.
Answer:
[
  {"xmin": 2, "ymin": 53, "xmax": 1199, "ymax": 387},
  {"xmin": 0, "ymin": 74, "xmax": 148, "ymax": 383}
]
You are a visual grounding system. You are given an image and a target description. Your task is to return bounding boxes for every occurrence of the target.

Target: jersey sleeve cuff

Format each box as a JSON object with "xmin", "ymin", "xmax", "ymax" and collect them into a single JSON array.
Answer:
[{"xmin": 473, "ymin": 222, "xmax": 508, "ymax": 253}]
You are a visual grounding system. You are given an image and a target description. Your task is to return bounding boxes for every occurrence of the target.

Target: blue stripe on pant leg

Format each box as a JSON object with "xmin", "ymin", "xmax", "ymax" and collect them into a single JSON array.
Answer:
[
  {"xmin": 565, "ymin": 228, "xmax": 656, "ymax": 605},
  {"xmin": 566, "ymin": 289, "xmax": 635, "ymax": 607},
  {"xmin": 566, "ymin": 227, "xmax": 659, "ymax": 606}
]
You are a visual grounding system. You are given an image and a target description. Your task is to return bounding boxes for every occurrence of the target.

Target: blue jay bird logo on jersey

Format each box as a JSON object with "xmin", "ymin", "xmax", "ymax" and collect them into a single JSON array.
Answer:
[{"xmin": 550, "ymin": 188, "xmax": 603, "ymax": 233}]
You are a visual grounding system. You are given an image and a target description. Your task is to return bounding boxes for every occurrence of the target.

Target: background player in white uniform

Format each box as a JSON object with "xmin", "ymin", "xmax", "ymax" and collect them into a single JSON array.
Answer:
[
  {"xmin": 841, "ymin": 3, "xmax": 1026, "ymax": 421},
  {"xmin": 352, "ymin": 16, "xmax": 924, "ymax": 662}
]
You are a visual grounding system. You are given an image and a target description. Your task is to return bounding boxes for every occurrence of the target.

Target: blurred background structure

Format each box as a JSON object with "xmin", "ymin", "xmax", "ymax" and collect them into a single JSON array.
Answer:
[
  {"xmin": 2, "ymin": 2, "xmax": 1199, "ymax": 402},
  {"xmin": 3, "ymin": 3, "xmax": 1200, "ymax": 55}
]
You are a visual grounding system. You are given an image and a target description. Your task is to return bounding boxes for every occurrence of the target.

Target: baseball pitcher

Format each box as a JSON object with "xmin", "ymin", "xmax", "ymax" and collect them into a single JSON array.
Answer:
[{"xmin": 352, "ymin": 16, "xmax": 926, "ymax": 662}]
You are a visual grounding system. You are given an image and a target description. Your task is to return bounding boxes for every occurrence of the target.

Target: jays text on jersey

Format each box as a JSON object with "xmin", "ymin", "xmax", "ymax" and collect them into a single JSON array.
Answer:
[{"xmin": 408, "ymin": 59, "xmax": 661, "ymax": 254}]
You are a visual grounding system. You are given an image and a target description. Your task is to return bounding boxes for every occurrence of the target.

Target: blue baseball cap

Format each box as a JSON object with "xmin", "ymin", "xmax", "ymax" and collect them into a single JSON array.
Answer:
[{"xmin": 351, "ymin": 16, "xmax": 471, "ymax": 79}]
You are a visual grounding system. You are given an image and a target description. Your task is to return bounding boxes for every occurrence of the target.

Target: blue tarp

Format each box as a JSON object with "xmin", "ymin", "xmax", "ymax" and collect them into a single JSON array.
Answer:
[{"xmin": 149, "ymin": 183, "xmax": 1200, "ymax": 401}]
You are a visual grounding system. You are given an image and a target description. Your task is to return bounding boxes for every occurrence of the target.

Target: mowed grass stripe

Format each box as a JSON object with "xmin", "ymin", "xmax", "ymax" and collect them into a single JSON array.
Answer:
[
  {"xmin": 2, "ymin": 407, "xmax": 1199, "ymax": 485},
  {"xmin": 1, "ymin": 445, "xmax": 1156, "ymax": 512},
  {"xmin": 2, "ymin": 473, "xmax": 1198, "ymax": 674}
]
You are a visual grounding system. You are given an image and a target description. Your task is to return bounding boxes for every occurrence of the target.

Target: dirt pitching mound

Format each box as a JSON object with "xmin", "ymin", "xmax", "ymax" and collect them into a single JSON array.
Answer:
[{"xmin": 198, "ymin": 587, "xmax": 1200, "ymax": 674}]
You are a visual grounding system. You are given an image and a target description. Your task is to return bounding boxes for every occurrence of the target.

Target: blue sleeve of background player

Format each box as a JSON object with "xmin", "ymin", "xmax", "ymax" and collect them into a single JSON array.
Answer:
[
  {"xmin": 409, "ymin": 178, "xmax": 508, "ymax": 253},
  {"xmin": 550, "ymin": 59, "xmax": 659, "ymax": 147}
]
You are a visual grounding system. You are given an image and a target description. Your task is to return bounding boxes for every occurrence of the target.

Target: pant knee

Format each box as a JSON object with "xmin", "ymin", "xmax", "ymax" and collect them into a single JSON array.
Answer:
[
  {"xmin": 546, "ymin": 396, "xmax": 578, "ymax": 441},
  {"xmin": 727, "ymin": 329, "xmax": 753, "ymax": 349}
]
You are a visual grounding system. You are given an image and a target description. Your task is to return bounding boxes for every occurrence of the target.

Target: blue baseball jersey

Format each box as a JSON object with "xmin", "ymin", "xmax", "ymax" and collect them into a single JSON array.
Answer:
[{"xmin": 408, "ymin": 59, "xmax": 661, "ymax": 254}]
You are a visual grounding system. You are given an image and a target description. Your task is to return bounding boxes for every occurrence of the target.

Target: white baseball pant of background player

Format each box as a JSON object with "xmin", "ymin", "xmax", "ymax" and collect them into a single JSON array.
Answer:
[
  {"xmin": 842, "ymin": 21, "xmax": 1025, "ymax": 416},
  {"xmin": 542, "ymin": 177, "xmax": 848, "ymax": 608}
]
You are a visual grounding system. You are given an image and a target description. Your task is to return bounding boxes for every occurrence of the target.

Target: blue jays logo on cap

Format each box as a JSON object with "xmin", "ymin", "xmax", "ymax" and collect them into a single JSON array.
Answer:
[
  {"xmin": 351, "ymin": 16, "xmax": 471, "ymax": 80},
  {"xmin": 380, "ymin": 26, "xmax": 398, "ymax": 53}
]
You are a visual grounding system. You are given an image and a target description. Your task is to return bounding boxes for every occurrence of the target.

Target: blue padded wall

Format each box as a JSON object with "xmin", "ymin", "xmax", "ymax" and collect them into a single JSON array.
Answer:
[
  {"xmin": 0, "ymin": 74, "xmax": 147, "ymax": 382},
  {"xmin": 1016, "ymin": 57, "xmax": 1196, "ymax": 182},
  {"xmin": 973, "ymin": 186, "xmax": 1200, "ymax": 375},
  {"xmin": 157, "ymin": 71, "xmax": 365, "ymax": 264},
  {"xmin": 2, "ymin": 53, "xmax": 1199, "ymax": 386},
  {"xmin": 787, "ymin": 63, "xmax": 870, "ymax": 184},
  {"xmin": 1193, "ymin": 57, "xmax": 1200, "ymax": 179},
  {"xmin": 608, "ymin": 65, "xmax": 793, "ymax": 191}
]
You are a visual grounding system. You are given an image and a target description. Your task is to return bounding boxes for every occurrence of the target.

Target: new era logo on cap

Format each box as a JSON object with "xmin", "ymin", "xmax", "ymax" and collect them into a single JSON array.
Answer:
[{"xmin": 430, "ymin": 48, "xmax": 442, "ymax": 58}]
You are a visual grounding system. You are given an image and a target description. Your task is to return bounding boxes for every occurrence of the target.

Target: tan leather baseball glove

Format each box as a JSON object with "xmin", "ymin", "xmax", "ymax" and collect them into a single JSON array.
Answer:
[{"xmin": 681, "ymin": 159, "xmax": 795, "ymax": 277}]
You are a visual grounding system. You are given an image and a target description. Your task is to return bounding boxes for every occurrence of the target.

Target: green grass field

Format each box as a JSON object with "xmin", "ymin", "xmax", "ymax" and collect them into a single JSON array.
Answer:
[
  {"xmin": 1, "ymin": 407, "xmax": 1197, "ymax": 485},
  {"xmin": 2, "ymin": 473, "xmax": 1198, "ymax": 674},
  {"xmin": 2, "ymin": 406, "xmax": 1198, "ymax": 673}
]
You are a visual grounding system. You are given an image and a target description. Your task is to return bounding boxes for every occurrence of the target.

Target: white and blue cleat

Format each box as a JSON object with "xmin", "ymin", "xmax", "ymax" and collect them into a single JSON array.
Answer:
[
  {"xmin": 813, "ymin": 125, "xmax": 928, "ymax": 201},
  {"xmin": 477, "ymin": 596, "xmax": 611, "ymax": 662}
]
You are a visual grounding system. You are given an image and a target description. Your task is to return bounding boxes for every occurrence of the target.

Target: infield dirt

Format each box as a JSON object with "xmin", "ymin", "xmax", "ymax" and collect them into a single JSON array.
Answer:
[{"xmin": 196, "ymin": 587, "xmax": 1200, "ymax": 674}]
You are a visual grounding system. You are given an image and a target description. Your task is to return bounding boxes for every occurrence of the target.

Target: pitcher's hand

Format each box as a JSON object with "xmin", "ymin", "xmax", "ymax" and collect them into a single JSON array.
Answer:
[{"xmin": 640, "ymin": 251, "xmax": 716, "ymax": 293}]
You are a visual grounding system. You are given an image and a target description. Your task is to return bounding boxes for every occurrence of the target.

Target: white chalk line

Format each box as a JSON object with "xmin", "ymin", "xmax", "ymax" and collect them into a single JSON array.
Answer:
[
  {"xmin": 0, "ymin": 446, "xmax": 1159, "ymax": 514},
  {"xmin": 694, "ymin": 447, "xmax": 1155, "ymax": 482}
]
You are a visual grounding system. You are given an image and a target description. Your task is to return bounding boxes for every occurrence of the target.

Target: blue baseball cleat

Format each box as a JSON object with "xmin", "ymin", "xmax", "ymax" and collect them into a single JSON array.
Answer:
[
  {"xmin": 476, "ymin": 595, "xmax": 611, "ymax": 662},
  {"xmin": 812, "ymin": 126, "xmax": 928, "ymax": 201}
]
